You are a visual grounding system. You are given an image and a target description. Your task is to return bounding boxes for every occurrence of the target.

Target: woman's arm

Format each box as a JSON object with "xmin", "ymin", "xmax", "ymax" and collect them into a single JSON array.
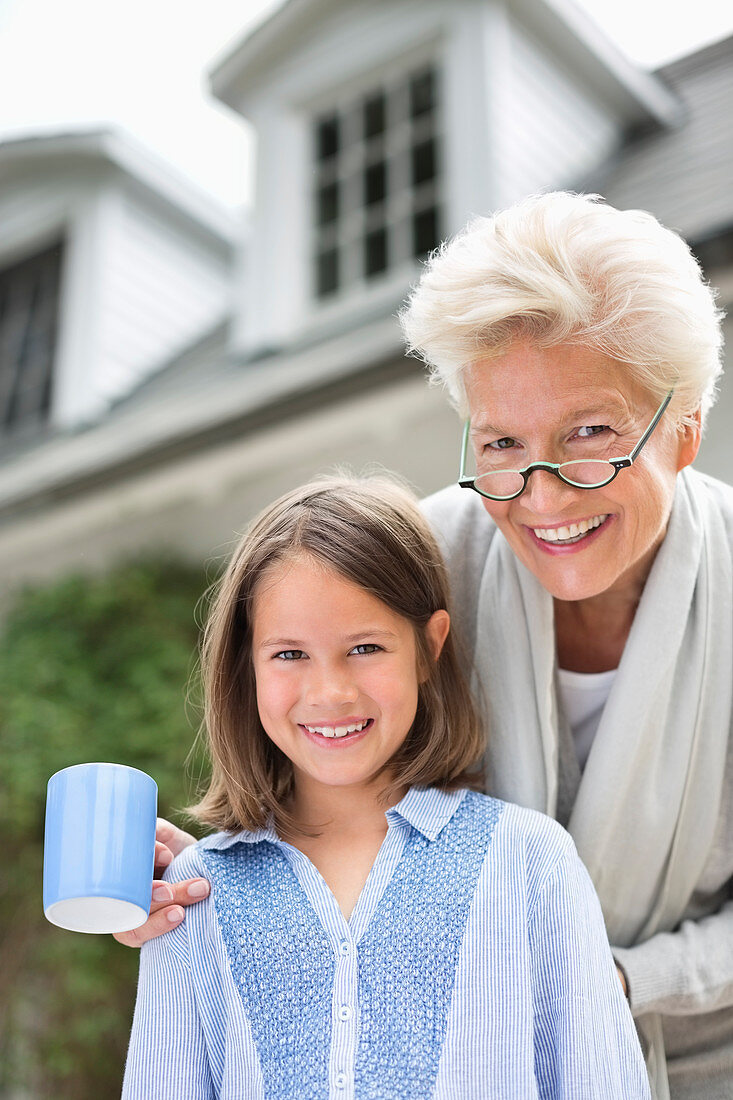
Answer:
[
  {"xmin": 612, "ymin": 896, "xmax": 733, "ymax": 1016},
  {"xmin": 122, "ymin": 898, "xmax": 215, "ymax": 1098},
  {"xmin": 529, "ymin": 843, "xmax": 651, "ymax": 1100}
]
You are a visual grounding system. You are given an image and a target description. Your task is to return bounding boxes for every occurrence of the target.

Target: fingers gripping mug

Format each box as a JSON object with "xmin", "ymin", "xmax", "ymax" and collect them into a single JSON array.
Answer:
[{"xmin": 43, "ymin": 762, "xmax": 158, "ymax": 934}]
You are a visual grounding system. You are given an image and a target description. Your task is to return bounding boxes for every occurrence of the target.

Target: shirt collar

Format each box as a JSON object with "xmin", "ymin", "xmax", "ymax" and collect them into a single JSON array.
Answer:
[
  {"xmin": 199, "ymin": 823, "xmax": 279, "ymax": 850},
  {"xmin": 385, "ymin": 786, "xmax": 467, "ymax": 841},
  {"xmin": 200, "ymin": 786, "xmax": 468, "ymax": 850}
]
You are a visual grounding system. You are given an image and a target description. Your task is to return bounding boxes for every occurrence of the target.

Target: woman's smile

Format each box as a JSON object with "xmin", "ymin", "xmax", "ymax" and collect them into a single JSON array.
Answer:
[{"xmin": 526, "ymin": 513, "xmax": 611, "ymax": 550}]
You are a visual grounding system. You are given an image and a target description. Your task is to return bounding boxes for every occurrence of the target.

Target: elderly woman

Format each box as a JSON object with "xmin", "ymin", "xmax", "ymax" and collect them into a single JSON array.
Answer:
[
  {"xmin": 401, "ymin": 191, "xmax": 732, "ymax": 1100},
  {"xmin": 130, "ymin": 193, "xmax": 731, "ymax": 1100}
]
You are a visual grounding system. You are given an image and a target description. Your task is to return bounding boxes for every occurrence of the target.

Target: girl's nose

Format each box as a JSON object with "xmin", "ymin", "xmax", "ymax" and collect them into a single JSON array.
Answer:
[{"xmin": 303, "ymin": 664, "xmax": 359, "ymax": 708}]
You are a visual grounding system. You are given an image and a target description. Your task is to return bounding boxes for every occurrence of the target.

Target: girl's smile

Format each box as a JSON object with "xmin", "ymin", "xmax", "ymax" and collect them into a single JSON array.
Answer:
[
  {"xmin": 300, "ymin": 717, "xmax": 373, "ymax": 740},
  {"xmin": 251, "ymin": 554, "xmax": 448, "ymax": 801}
]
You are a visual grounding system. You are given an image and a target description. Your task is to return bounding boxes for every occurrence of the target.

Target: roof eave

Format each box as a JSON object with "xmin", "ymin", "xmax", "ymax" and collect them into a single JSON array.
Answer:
[
  {"xmin": 0, "ymin": 128, "xmax": 240, "ymax": 248},
  {"xmin": 210, "ymin": 0, "xmax": 683, "ymax": 129},
  {"xmin": 509, "ymin": 0, "xmax": 683, "ymax": 127}
]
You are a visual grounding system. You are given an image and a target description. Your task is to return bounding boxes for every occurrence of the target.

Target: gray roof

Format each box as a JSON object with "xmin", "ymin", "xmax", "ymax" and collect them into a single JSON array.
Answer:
[{"xmin": 586, "ymin": 35, "xmax": 733, "ymax": 244}]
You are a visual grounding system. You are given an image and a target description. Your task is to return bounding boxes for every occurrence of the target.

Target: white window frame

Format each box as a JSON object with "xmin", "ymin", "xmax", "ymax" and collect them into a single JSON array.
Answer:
[{"xmin": 309, "ymin": 52, "xmax": 444, "ymax": 306}]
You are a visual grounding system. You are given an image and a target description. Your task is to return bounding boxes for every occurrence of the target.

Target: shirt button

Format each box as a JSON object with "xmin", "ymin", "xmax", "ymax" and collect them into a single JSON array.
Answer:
[
  {"xmin": 337, "ymin": 1005, "xmax": 353, "ymax": 1021},
  {"xmin": 334, "ymin": 1072, "xmax": 348, "ymax": 1089},
  {"xmin": 339, "ymin": 941, "xmax": 350, "ymax": 956}
]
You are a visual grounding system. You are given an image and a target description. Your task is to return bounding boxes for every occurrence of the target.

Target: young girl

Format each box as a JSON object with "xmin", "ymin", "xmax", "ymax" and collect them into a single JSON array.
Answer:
[{"xmin": 123, "ymin": 476, "xmax": 649, "ymax": 1100}]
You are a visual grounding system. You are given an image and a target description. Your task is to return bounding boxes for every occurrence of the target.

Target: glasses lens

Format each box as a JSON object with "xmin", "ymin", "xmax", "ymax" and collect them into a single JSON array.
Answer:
[
  {"xmin": 474, "ymin": 471, "xmax": 525, "ymax": 499},
  {"xmin": 558, "ymin": 461, "xmax": 615, "ymax": 487}
]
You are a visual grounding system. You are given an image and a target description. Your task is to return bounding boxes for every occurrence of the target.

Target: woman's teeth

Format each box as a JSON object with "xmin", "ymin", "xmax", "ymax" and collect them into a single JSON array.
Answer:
[
  {"xmin": 303, "ymin": 720, "xmax": 369, "ymax": 739},
  {"xmin": 533, "ymin": 514, "xmax": 608, "ymax": 544}
]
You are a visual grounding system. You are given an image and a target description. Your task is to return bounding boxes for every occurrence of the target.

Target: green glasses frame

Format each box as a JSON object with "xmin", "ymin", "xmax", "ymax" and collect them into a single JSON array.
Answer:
[{"xmin": 458, "ymin": 388, "xmax": 675, "ymax": 501}]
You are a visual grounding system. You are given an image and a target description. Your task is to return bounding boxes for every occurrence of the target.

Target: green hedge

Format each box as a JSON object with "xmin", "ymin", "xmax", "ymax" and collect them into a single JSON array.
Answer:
[{"xmin": 0, "ymin": 560, "xmax": 209, "ymax": 1098}]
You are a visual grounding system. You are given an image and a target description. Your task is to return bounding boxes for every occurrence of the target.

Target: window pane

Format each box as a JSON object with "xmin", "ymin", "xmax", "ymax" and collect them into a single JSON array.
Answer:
[
  {"xmin": 411, "ymin": 139, "xmax": 436, "ymax": 186},
  {"xmin": 363, "ymin": 93, "xmax": 386, "ymax": 139},
  {"xmin": 317, "ymin": 182, "xmax": 339, "ymax": 226},
  {"xmin": 0, "ymin": 241, "xmax": 62, "ymax": 433},
  {"xmin": 311, "ymin": 61, "xmax": 440, "ymax": 299},
  {"xmin": 316, "ymin": 115, "xmax": 340, "ymax": 161},
  {"xmin": 364, "ymin": 161, "xmax": 387, "ymax": 206},
  {"xmin": 364, "ymin": 228, "xmax": 388, "ymax": 278},
  {"xmin": 316, "ymin": 248, "xmax": 339, "ymax": 297},
  {"xmin": 410, "ymin": 69, "xmax": 436, "ymax": 119},
  {"xmin": 412, "ymin": 207, "xmax": 440, "ymax": 258}
]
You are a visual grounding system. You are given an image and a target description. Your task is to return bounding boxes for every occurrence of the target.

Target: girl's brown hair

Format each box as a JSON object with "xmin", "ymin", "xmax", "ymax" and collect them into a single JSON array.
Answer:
[{"xmin": 189, "ymin": 474, "xmax": 485, "ymax": 835}]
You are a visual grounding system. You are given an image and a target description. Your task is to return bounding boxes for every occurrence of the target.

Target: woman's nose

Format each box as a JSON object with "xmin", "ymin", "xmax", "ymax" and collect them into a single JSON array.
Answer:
[
  {"xmin": 303, "ymin": 663, "xmax": 359, "ymax": 708},
  {"xmin": 521, "ymin": 467, "xmax": 580, "ymax": 513}
]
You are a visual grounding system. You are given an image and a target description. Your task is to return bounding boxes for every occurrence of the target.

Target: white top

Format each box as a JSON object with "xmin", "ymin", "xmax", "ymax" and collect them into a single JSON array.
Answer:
[{"xmin": 557, "ymin": 667, "xmax": 617, "ymax": 771}]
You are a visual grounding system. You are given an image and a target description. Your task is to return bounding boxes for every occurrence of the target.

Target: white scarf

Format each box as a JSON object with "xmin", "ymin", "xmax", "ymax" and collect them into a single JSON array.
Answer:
[{"xmin": 472, "ymin": 469, "xmax": 733, "ymax": 1099}]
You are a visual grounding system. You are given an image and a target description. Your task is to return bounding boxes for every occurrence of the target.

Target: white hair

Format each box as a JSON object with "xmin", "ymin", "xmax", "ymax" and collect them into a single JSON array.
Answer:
[{"xmin": 400, "ymin": 191, "xmax": 725, "ymax": 427}]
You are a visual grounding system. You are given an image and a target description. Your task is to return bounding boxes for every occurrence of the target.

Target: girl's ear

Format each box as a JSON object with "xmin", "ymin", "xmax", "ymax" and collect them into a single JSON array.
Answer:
[{"xmin": 424, "ymin": 609, "xmax": 450, "ymax": 664}]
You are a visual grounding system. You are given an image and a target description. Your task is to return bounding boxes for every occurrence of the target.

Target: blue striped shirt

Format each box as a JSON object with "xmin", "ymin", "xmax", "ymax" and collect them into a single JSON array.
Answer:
[{"xmin": 123, "ymin": 787, "xmax": 649, "ymax": 1099}]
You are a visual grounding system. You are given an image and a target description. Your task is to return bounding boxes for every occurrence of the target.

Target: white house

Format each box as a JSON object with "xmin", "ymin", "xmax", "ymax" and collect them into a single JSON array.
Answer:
[
  {"xmin": 210, "ymin": 0, "xmax": 678, "ymax": 359},
  {"xmin": 0, "ymin": 128, "xmax": 237, "ymax": 435},
  {"xmin": 0, "ymin": 0, "xmax": 730, "ymax": 592}
]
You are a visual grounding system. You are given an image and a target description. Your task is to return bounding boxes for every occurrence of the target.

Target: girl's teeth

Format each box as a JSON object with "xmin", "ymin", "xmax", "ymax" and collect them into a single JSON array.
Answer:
[
  {"xmin": 304, "ymin": 720, "xmax": 368, "ymax": 738},
  {"xmin": 533, "ymin": 515, "xmax": 607, "ymax": 543}
]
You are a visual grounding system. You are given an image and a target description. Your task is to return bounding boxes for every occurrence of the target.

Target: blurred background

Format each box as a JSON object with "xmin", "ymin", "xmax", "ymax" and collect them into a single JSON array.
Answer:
[{"xmin": 1, "ymin": 0, "xmax": 732, "ymax": 1094}]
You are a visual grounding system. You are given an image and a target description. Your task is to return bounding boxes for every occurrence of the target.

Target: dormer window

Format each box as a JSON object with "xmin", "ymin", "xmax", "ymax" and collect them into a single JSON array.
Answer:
[
  {"xmin": 0, "ymin": 241, "xmax": 63, "ymax": 435},
  {"xmin": 312, "ymin": 64, "xmax": 442, "ymax": 300}
]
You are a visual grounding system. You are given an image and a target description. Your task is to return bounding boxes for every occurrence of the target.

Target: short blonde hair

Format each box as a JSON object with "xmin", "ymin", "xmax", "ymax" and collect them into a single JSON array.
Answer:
[
  {"xmin": 400, "ymin": 191, "xmax": 725, "ymax": 427},
  {"xmin": 190, "ymin": 475, "xmax": 485, "ymax": 836}
]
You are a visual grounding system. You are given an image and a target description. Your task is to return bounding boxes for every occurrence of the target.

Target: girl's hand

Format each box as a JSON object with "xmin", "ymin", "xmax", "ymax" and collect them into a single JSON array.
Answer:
[{"xmin": 113, "ymin": 818, "xmax": 209, "ymax": 947}]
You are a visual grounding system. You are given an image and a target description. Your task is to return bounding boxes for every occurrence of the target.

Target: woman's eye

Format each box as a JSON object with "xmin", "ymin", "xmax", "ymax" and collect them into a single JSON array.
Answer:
[
  {"xmin": 350, "ymin": 643, "xmax": 382, "ymax": 656},
  {"xmin": 487, "ymin": 437, "xmax": 517, "ymax": 451},
  {"xmin": 576, "ymin": 425, "xmax": 609, "ymax": 439},
  {"xmin": 274, "ymin": 649, "xmax": 305, "ymax": 660}
]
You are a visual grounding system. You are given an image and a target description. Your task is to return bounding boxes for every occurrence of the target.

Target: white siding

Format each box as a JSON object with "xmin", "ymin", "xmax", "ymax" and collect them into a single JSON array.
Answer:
[
  {"xmin": 493, "ymin": 14, "xmax": 622, "ymax": 208},
  {"xmin": 94, "ymin": 186, "xmax": 233, "ymax": 403}
]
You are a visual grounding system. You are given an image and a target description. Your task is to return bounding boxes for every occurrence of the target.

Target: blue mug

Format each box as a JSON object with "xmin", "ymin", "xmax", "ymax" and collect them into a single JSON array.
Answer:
[{"xmin": 43, "ymin": 762, "xmax": 158, "ymax": 934}]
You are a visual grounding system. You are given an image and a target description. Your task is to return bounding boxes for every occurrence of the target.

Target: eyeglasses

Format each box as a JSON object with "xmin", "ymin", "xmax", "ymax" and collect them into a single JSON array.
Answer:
[{"xmin": 458, "ymin": 388, "xmax": 674, "ymax": 501}]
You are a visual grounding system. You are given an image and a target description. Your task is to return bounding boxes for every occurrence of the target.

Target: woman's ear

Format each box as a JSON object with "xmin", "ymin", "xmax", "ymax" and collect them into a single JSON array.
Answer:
[
  {"xmin": 423, "ymin": 610, "xmax": 450, "ymax": 665},
  {"xmin": 676, "ymin": 407, "xmax": 702, "ymax": 472}
]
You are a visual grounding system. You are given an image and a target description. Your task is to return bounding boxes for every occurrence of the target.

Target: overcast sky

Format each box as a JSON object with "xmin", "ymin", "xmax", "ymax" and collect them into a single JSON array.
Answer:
[{"xmin": 0, "ymin": 0, "xmax": 731, "ymax": 208}]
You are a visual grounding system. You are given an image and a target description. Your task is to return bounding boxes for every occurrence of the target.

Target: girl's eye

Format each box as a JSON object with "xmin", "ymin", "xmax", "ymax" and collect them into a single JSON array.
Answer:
[
  {"xmin": 274, "ymin": 649, "xmax": 305, "ymax": 660},
  {"xmin": 350, "ymin": 643, "xmax": 382, "ymax": 656},
  {"xmin": 576, "ymin": 425, "xmax": 609, "ymax": 439},
  {"xmin": 486, "ymin": 437, "xmax": 517, "ymax": 451}
]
